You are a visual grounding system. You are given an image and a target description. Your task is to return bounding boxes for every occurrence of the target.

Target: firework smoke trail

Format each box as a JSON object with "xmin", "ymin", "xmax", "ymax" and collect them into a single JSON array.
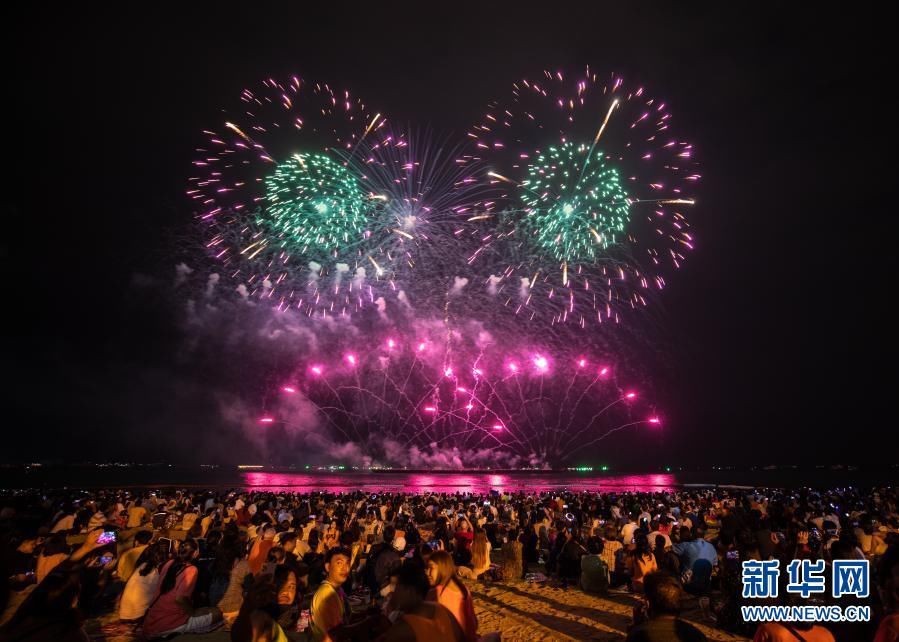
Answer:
[{"xmin": 469, "ymin": 68, "xmax": 699, "ymax": 332}]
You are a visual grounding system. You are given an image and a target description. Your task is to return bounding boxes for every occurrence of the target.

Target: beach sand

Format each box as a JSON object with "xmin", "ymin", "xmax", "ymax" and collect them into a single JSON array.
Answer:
[{"xmin": 468, "ymin": 578, "xmax": 749, "ymax": 641}]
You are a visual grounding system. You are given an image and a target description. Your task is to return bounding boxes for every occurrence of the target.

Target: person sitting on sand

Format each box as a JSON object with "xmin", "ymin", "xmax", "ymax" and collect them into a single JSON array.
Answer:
[
  {"xmin": 626, "ymin": 532, "xmax": 658, "ymax": 593},
  {"xmin": 310, "ymin": 546, "xmax": 385, "ymax": 642},
  {"xmin": 501, "ymin": 528, "xmax": 524, "ymax": 581},
  {"xmin": 463, "ymin": 530, "xmax": 491, "ymax": 579},
  {"xmin": 119, "ymin": 542, "xmax": 166, "ymax": 621},
  {"xmin": 141, "ymin": 538, "xmax": 223, "ymax": 638},
  {"xmin": 453, "ymin": 517, "xmax": 474, "ymax": 567},
  {"xmin": 248, "ymin": 524, "xmax": 277, "ymax": 576},
  {"xmin": 601, "ymin": 525, "xmax": 625, "ymax": 586},
  {"xmin": 425, "ymin": 551, "xmax": 478, "ymax": 642},
  {"xmin": 383, "ymin": 563, "xmax": 465, "ymax": 642},
  {"xmin": 580, "ymin": 537, "xmax": 609, "ymax": 594},
  {"xmin": 626, "ymin": 571, "xmax": 707, "ymax": 642}
]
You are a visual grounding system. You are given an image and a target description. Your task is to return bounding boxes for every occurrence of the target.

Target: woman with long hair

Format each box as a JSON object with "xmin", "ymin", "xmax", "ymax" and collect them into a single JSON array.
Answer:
[
  {"xmin": 468, "ymin": 530, "xmax": 491, "ymax": 579},
  {"xmin": 425, "ymin": 551, "xmax": 478, "ymax": 642},
  {"xmin": 141, "ymin": 539, "xmax": 223, "ymax": 638},
  {"xmin": 119, "ymin": 542, "xmax": 166, "ymax": 621},
  {"xmin": 270, "ymin": 549, "xmax": 298, "ymax": 630},
  {"xmin": 626, "ymin": 532, "xmax": 658, "ymax": 593},
  {"xmin": 501, "ymin": 528, "xmax": 524, "ymax": 581}
]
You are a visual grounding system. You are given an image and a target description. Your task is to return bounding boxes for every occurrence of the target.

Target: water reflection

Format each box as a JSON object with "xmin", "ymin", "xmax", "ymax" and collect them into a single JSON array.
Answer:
[{"xmin": 241, "ymin": 472, "xmax": 677, "ymax": 494}]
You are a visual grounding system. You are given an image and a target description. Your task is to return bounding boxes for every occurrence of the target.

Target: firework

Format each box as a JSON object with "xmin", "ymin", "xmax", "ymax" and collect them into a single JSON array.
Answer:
[
  {"xmin": 190, "ymin": 78, "xmax": 503, "ymax": 318},
  {"xmin": 189, "ymin": 75, "xmax": 387, "ymax": 317},
  {"xmin": 182, "ymin": 70, "xmax": 698, "ymax": 467},
  {"xmin": 260, "ymin": 332, "xmax": 660, "ymax": 466},
  {"xmin": 469, "ymin": 68, "xmax": 699, "ymax": 329},
  {"xmin": 262, "ymin": 152, "xmax": 371, "ymax": 259},
  {"xmin": 335, "ymin": 128, "xmax": 504, "ymax": 311}
]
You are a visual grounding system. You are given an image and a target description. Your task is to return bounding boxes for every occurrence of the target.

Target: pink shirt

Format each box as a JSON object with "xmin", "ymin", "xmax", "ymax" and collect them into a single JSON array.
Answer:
[{"xmin": 142, "ymin": 561, "xmax": 197, "ymax": 638}]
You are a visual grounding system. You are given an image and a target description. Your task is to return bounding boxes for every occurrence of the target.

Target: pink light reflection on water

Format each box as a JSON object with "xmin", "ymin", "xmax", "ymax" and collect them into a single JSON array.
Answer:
[{"xmin": 241, "ymin": 472, "xmax": 677, "ymax": 494}]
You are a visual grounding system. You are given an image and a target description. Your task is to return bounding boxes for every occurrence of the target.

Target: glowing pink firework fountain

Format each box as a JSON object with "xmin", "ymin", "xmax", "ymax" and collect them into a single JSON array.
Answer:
[{"xmin": 257, "ymin": 334, "xmax": 660, "ymax": 466}]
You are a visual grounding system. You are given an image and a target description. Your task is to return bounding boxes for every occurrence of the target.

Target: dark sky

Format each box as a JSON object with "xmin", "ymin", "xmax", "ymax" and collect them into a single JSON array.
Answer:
[{"xmin": 4, "ymin": 5, "xmax": 895, "ymax": 467}]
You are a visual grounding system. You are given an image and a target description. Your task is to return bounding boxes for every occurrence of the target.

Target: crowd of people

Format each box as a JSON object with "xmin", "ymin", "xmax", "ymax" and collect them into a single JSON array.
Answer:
[{"xmin": 0, "ymin": 484, "xmax": 897, "ymax": 641}]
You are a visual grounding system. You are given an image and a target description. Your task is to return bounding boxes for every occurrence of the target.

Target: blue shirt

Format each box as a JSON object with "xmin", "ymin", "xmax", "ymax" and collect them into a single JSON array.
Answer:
[{"xmin": 672, "ymin": 538, "xmax": 717, "ymax": 570}]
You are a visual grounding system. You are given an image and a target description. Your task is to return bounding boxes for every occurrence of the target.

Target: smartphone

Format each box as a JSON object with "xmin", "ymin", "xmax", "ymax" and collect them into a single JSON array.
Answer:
[
  {"xmin": 158, "ymin": 537, "xmax": 173, "ymax": 552},
  {"xmin": 99, "ymin": 552, "xmax": 115, "ymax": 565},
  {"xmin": 97, "ymin": 531, "xmax": 117, "ymax": 545},
  {"xmin": 484, "ymin": 501, "xmax": 490, "ymax": 506},
  {"xmin": 428, "ymin": 540, "xmax": 440, "ymax": 550},
  {"xmin": 726, "ymin": 550, "xmax": 739, "ymax": 561},
  {"xmin": 774, "ymin": 532, "xmax": 785, "ymax": 544}
]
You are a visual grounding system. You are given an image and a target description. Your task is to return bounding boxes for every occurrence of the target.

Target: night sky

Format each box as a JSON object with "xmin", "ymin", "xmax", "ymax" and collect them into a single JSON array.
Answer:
[{"xmin": 5, "ymin": 5, "xmax": 894, "ymax": 467}]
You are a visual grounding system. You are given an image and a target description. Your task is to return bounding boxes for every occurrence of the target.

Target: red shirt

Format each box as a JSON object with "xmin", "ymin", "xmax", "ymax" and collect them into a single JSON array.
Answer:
[
  {"xmin": 142, "ymin": 561, "xmax": 197, "ymax": 638},
  {"xmin": 454, "ymin": 530, "xmax": 474, "ymax": 551}
]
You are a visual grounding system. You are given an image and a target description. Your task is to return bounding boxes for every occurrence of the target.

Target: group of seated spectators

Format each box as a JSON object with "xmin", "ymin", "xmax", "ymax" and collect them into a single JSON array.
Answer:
[{"xmin": 0, "ymin": 484, "xmax": 896, "ymax": 641}]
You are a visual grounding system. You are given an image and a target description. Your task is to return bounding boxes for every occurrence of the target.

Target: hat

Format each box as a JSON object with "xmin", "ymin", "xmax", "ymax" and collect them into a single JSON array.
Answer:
[{"xmin": 392, "ymin": 536, "xmax": 406, "ymax": 552}]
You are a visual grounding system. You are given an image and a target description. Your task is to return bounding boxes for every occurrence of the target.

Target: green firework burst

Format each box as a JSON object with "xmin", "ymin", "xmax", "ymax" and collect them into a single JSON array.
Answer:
[
  {"xmin": 519, "ymin": 141, "xmax": 630, "ymax": 264},
  {"xmin": 260, "ymin": 152, "xmax": 370, "ymax": 258}
]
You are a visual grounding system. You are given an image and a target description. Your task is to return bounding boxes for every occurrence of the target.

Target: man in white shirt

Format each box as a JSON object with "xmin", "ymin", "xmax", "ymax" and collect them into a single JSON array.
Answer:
[{"xmin": 621, "ymin": 514, "xmax": 640, "ymax": 545}]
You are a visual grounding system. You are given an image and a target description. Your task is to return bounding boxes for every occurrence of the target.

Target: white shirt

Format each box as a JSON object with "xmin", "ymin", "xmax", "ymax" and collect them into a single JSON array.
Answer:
[
  {"xmin": 51, "ymin": 514, "xmax": 75, "ymax": 533},
  {"xmin": 621, "ymin": 522, "xmax": 639, "ymax": 544},
  {"xmin": 119, "ymin": 567, "xmax": 160, "ymax": 620}
]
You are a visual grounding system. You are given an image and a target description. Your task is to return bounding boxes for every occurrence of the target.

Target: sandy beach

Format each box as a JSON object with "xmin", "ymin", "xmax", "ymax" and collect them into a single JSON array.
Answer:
[{"xmin": 469, "ymin": 578, "xmax": 748, "ymax": 642}]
